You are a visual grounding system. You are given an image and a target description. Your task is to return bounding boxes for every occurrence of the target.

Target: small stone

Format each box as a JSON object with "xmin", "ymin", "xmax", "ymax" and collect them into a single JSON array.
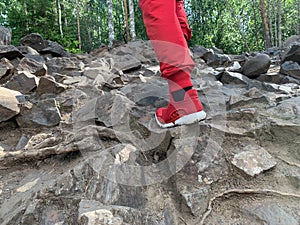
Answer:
[
  {"xmin": 231, "ymin": 147, "xmax": 277, "ymax": 176},
  {"xmin": 16, "ymin": 134, "xmax": 29, "ymax": 150},
  {"xmin": 178, "ymin": 185, "xmax": 211, "ymax": 216}
]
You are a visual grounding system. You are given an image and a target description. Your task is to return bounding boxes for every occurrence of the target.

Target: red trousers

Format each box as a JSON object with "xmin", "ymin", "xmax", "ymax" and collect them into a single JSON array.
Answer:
[{"xmin": 140, "ymin": 0, "xmax": 195, "ymax": 92}]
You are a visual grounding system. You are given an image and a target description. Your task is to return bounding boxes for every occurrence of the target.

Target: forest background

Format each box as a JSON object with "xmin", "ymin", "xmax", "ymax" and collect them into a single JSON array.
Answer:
[{"xmin": 0, "ymin": 0, "xmax": 299, "ymax": 54}]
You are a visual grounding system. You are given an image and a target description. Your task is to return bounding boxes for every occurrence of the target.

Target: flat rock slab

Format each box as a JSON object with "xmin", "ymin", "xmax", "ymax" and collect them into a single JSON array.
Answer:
[{"xmin": 231, "ymin": 147, "xmax": 277, "ymax": 176}]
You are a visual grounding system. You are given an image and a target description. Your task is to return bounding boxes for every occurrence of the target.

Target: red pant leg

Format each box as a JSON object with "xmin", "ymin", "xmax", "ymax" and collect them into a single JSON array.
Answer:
[
  {"xmin": 176, "ymin": 0, "xmax": 192, "ymax": 42},
  {"xmin": 140, "ymin": 0, "xmax": 195, "ymax": 91}
]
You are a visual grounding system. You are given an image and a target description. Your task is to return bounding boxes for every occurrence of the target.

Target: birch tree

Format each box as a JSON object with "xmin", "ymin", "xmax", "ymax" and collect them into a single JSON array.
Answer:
[
  {"xmin": 76, "ymin": 0, "xmax": 82, "ymax": 51},
  {"xmin": 298, "ymin": 0, "xmax": 300, "ymax": 34},
  {"xmin": 107, "ymin": 0, "xmax": 114, "ymax": 46},
  {"xmin": 128, "ymin": 0, "xmax": 136, "ymax": 40},
  {"xmin": 57, "ymin": 0, "xmax": 63, "ymax": 37},
  {"xmin": 277, "ymin": 0, "xmax": 282, "ymax": 46}
]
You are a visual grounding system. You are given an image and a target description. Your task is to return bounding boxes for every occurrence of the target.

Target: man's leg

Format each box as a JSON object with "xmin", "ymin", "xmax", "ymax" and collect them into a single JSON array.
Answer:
[
  {"xmin": 140, "ymin": 0, "xmax": 206, "ymax": 128},
  {"xmin": 176, "ymin": 0, "xmax": 192, "ymax": 42}
]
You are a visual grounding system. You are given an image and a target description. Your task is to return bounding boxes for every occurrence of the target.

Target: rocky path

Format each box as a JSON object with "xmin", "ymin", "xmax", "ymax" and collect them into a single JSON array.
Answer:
[{"xmin": 0, "ymin": 33, "xmax": 299, "ymax": 224}]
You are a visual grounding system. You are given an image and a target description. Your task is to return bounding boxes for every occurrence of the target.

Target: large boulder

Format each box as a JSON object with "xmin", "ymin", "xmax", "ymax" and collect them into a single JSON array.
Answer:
[
  {"xmin": 5, "ymin": 71, "xmax": 39, "ymax": 94},
  {"xmin": 17, "ymin": 55, "xmax": 47, "ymax": 76},
  {"xmin": 0, "ymin": 87, "xmax": 23, "ymax": 122},
  {"xmin": 283, "ymin": 35, "xmax": 300, "ymax": 48},
  {"xmin": 242, "ymin": 53, "xmax": 271, "ymax": 78},
  {"xmin": 46, "ymin": 57, "xmax": 84, "ymax": 76},
  {"xmin": 16, "ymin": 99, "xmax": 61, "ymax": 127},
  {"xmin": 0, "ymin": 45, "xmax": 24, "ymax": 60},
  {"xmin": 282, "ymin": 44, "xmax": 300, "ymax": 64},
  {"xmin": 280, "ymin": 61, "xmax": 300, "ymax": 80},
  {"xmin": 40, "ymin": 40, "xmax": 69, "ymax": 57},
  {"xmin": 20, "ymin": 33, "xmax": 46, "ymax": 52}
]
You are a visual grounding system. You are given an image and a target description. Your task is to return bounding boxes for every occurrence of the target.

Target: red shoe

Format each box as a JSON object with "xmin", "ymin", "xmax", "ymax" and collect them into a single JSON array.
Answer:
[{"xmin": 155, "ymin": 89, "xmax": 206, "ymax": 128}]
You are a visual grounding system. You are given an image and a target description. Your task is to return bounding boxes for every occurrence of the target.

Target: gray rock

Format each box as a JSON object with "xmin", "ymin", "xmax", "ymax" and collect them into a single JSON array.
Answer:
[
  {"xmin": 0, "ymin": 87, "xmax": 23, "ymax": 122},
  {"xmin": 0, "ymin": 142, "xmax": 12, "ymax": 151},
  {"xmin": 112, "ymin": 54, "xmax": 141, "ymax": 72},
  {"xmin": 5, "ymin": 71, "xmax": 39, "ymax": 94},
  {"xmin": 16, "ymin": 134, "xmax": 29, "ymax": 150},
  {"xmin": 84, "ymin": 67, "xmax": 110, "ymax": 81},
  {"xmin": 242, "ymin": 53, "xmax": 271, "ymax": 78},
  {"xmin": 20, "ymin": 33, "xmax": 46, "ymax": 52},
  {"xmin": 192, "ymin": 46, "xmax": 212, "ymax": 59},
  {"xmin": 36, "ymin": 76, "xmax": 66, "ymax": 96},
  {"xmin": 283, "ymin": 35, "xmax": 300, "ymax": 48},
  {"xmin": 16, "ymin": 99, "xmax": 61, "ymax": 127},
  {"xmin": 280, "ymin": 61, "xmax": 300, "ymax": 80},
  {"xmin": 179, "ymin": 185, "xmax": 211, "ymax": 216},
  {"xmin": 263, "ymin": 82, "xmax": 296, "ymax": 94},
  {"xmin": 282, "ymin": 44, "xmax": 300, "ymax": 64},
  {"xmin": 231, "ymin": 146, "xmax": 277, "ymax": 176},
  {"xmin": 0, "ymin": 57, "xmax": 14, "ymax": 82},
  {"xmin": 17, "ymin": 55, "xmax": 47, "ymax": 76},
  {"xmin": 206, "ymin": 53, "xmax": 231, "ymax": 67},
  {"xmin": 221, "ymin": 71, "xmax": 251, "ymax": 86},
  {"xmin": 17, "ymin": 46, "xmax": 39, "ymax": 55},
  {"xmin": 245, "ymin": 202, "xmax": 298, "ymax": 225},
  {"xmin": 266, "ymin": 96, "xmax": 300, "ymax": 119},
  {"xmin": 88, "ymin": 57, "xmax": 112, "ymax": 71},
  {"xmin": 40, "ymin": 40, "xmax": 69, "ymax": 57},
  {"xmin": 46, "ymin": 57, "xmax": 84, "ymax": 76},
  {"xmin": 227, "ymin": 61, "xmax": 242, "ymax": 72},
  {"xmin": 282, "ymin": 75, "xmax": 300, "ymax": 84},
  {"xmin": 0, "ymin": 45, "xmax": 24, "ymax": 60},
  {"xmin": 257, "ymin": 72, "xmax": 284, "ymax": 84}
]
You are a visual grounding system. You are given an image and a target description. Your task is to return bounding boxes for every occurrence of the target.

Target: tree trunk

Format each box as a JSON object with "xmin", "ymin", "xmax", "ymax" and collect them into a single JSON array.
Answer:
[
  {"xmin": 128, "ymin": 0, "xmax": 136, "ymax": 40},
  {"xmin": 107, "ymin": 0, "xmax": 114, "ymax": 46},
  {"xmin": 123, "ymin": 0, "xmax": 130, "ymax": 42},
  {"xmin": 57, "ymin": 0, "xmax": 63, "ymax": 37},
  {"xmin": 260, "ymin": 0, "xmax": 271, "ymax": 48},
  {"xmin": 252, "ymin": 0, "xmax": 260, "ymax": 48},
  {"xmin": 76, "ymin": 0, "xmax": 82, "ymax": 51},
  {"xmin": 267, "ymin": 0, "xmax": 273, "ymax": 46},
  {"xmin": 298, "ymin": 0, "xmax": 300, "ymax": 34},
  {"xmin": 277, "ymin": 0, "xmax": 282, "ymax": 47}
]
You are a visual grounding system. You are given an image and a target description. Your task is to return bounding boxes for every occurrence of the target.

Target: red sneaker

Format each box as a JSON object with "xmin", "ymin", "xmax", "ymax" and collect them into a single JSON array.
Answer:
[{"xmin": 155, "ymin": 89, "xmax": 206, "ymax": 128}]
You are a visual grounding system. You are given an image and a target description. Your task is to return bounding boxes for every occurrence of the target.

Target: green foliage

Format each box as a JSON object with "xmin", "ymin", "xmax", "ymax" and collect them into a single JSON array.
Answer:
[{"xmin": 0, "ymin": 0, "xmax": 299, "ymax": 53}]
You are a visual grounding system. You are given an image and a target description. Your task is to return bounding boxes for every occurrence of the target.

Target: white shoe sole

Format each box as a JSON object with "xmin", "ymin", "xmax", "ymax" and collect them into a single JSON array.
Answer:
[{"xmin": 155, "ymin": 110, "xmax": 207, "ymax": 128}]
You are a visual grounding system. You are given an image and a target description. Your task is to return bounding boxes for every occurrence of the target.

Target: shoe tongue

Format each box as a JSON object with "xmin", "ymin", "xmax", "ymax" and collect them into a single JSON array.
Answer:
[{"xmin": 171, "ymin": 86, "xmax": 192, "ymax": 102}]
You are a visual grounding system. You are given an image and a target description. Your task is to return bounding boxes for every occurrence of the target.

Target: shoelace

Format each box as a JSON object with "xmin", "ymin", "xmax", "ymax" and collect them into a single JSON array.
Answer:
[{"xmin": 166, "ymin": 109, "xmax": 186, "ymax": 123}]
